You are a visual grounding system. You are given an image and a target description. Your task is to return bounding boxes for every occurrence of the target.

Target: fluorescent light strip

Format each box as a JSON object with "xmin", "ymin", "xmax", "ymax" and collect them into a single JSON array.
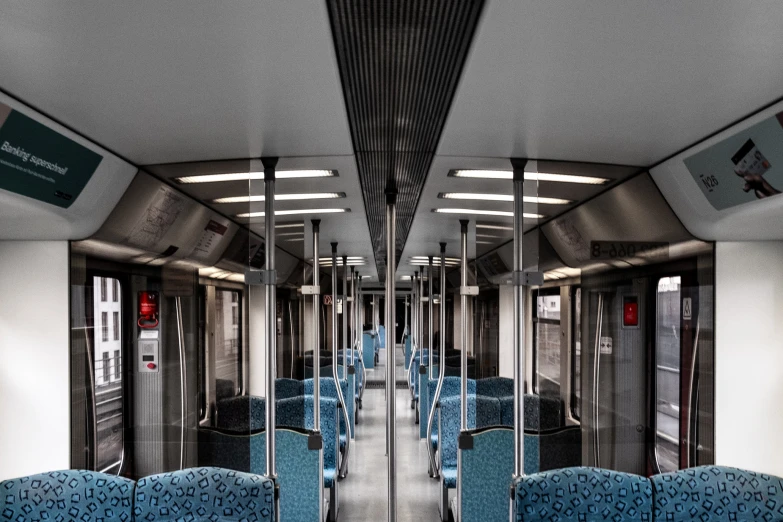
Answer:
[
  {"xmin": 176, "ymin": 170, "xmax": 337, "ymax": 183},
  {"xmin": 439, "ymin": 193, "xmax": 572, "ymax": 205},
  {"xmin": 276, "ymin": 223, "xmax": 304, "ymax": 229},
  {"xmin": 212, "ymin": 192, "xmax": 345, "ymax": 204},
  {"xmin": 410, "ymin": 256, "xmax": 460, "ymax": 262},
  {"xmin": 285, "ymin": 238, "xmax": 304, "ymax": 242},
  {"xmin": 237, "ymin": 208, "xmax": 350, "ymax": 218},
  {"xmin": 476, "ymin": 224, "xmax": 513, "ymax": 231},
  {"xmin": 476, "ymin": 234, "xmax": 502, "ymax": 239},
  {"xmin": 277, "ymin": 232, "xmax": 305, "ymax": 237},
  {"xmin": 476, "ymin": 241, "xmax": 494, "ymax": 245},
  {"xmin": 433, "ymin": 208, "xmax": 544, "ymax": 219},
  {"xmin": 449, "ymin": 170, "xmax": 610, "ymax": 184}
]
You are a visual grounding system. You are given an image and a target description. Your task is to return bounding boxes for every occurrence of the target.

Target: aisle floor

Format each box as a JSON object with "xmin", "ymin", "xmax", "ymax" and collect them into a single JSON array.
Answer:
[{"xmin": 337, "ymin": 345, "xmax": 443, "ymax": 521}]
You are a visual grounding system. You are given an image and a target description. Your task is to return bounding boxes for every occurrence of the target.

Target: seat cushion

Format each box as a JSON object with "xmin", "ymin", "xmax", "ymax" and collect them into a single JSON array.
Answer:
[{"xmin": 442, "ymin": 468, "xmax": 458, "ymax": 489}]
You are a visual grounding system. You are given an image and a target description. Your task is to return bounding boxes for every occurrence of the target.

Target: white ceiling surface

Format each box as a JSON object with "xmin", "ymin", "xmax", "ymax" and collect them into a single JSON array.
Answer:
[
  {"xmin": 438, "ymin": 0, "xmax": 783, "ymax": 166},
  {"xmin": 0, "ymin": 1, "xmax": 353, "ymax": 164}
]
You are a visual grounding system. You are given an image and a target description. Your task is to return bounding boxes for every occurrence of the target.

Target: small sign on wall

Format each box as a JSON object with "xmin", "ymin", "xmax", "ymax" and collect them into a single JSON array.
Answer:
[
  {"xmin": 683, "ymin": 297, "xmax": 692, "ymax": 320},
  {"xmin": 599, "ymin": 336, "xmax": 613, "ymax": 355}
]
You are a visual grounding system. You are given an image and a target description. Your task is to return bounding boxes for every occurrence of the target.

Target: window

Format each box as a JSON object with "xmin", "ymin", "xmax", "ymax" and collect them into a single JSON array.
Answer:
[
  {"xmin": 114, "ymin": 350, "xmax": 121, "ymax": 379},
  {"xmin": 655, "ymin": 276, "xmax": 682, "ymax": 473},
  {"xmin": 101, "ymin": 312, "xmax": 109, "ymax": 342},
  {"xmin": 572, "ymin": 287, "xmax": 582, "ymax": 419},
  {"xmin": 533, "ymin": 290, "xmax": 561, "ymax": 396},
  {"xmin": 113, "ymin": 312, "xmax": 120, "ymax": 341},
  {"xmin": 112, "ymin": 279, "xmax": 118, "ymax": 302},
  {"xmin": 102, "ymin": 352, "xmax": 110, "ymax": 383},
  {"xmin": 215, "ymin": 289, "xmax": 243, "ymax": 393},
  {"xmin": 100, "ymin": 278, "xmax": 107, "ymax": 302}
]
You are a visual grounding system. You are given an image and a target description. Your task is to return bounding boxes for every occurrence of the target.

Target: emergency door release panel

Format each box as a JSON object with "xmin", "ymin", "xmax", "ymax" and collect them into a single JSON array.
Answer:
[{"xmin": 139, "ymin": 330, "xmax": 159, "ymax": 373}]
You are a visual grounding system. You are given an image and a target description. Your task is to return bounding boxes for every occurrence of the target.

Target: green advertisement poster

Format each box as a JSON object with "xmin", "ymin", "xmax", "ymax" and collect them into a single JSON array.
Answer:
[
  {"xmin": 0, "ymin": 102, "xmax": 102, "ymax": 208},
  {"xmin": 684, "ymin": 111, "xmax": 783, "ymax": 210}
]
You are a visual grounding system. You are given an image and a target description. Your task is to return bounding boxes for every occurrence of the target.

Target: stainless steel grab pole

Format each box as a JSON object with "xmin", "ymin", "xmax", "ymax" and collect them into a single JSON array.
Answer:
[
  {"xmin": 426, "ymin": 243, "xmax": 447, "ymax": 477},
  {"xmin": 332, "ymin": 244, "xmax": 351, "ymax": 479},
  {"xmin": 428, "ymin": 257, "xmax": 434, "ymax": 378},
  {"xmin": 311, "ymin": 219, "xmax": 323, "ymax": 522},
  {"xmin": 511, "ymin": 159, "xmax": 527, "ymax": 480},
  {"xmin": 593, "ymin": 293, "xmax": 604, "ymax": 467},
  {"xmin": 457, "ymin": 220, "xmax": 469, "ymax": 518},
  {"xmin": 261, "ymin": 157, "xmax": 279, "ymax": 519},
  {"xmin": 343, "ymin": 256, "xmax": 348, "ymax": 375},
  {"xmin": 386, "ymin": 188, "xmax": 397, "ymax": 522},
  {"xmin": 175, "ymin": 296, "xmax": 187, "ymax": 470},
  {"xmin": 686, "ymin": 314, "xmax": 701, "ymax": 467}
]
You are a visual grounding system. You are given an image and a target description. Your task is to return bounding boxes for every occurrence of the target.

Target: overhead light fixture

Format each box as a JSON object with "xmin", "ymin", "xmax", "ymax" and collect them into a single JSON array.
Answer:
[
  {"xmin": 285, "ymin": 238, "xmax": 304, "ymax": 242},
  {"xmin": 276, "ymin": 223, "xmax": 304, "ymax": 229},
  {"xmin": 476, "ymin": 224, "xmax": 513, "ymax": 231},
  {"xmin": 175, "ymin": 170, "xmax": 337, "ymax": 183},
  {"xmin": 476, "ymin": 240, "xmax": 494, "ymax": 245},
  {"xmin": 277, "ymin": 232, "xmax": 305, "ymax": 237},
  {"xmin": 476, "ymin": 234, "xmax": 502, "ymax": 239},
  {"xmin": 448, "ymin": 169, "xmax": 610, "ymax": 184},
  {"xmin": 237, "ymin": 208, "xmax": 350, "ymax": 218},
  {"xmin": 438, "ymin": 193, "xmax": 572, "ymax": 205},
  {"xmin": 410, "ymin": 256, "xmax": 460, "ymax": 262},
  {"xmin": 212, "ymin": 192, "xmax": 345, "ymax": 204},
  {"xmin": 408, "ymin": 260, "xmax": 460, "ymax": 267},
  {"xmin": 432, "ymin": 208, "xmax": 544, "ymax": 219}
]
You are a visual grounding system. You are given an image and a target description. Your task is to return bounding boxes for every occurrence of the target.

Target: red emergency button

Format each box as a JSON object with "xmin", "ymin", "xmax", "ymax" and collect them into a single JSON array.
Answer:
[
  {"xmin": 623, "ymin": 300, "xmax": 638, "ymax": 327},
  {"xmin": 147, "ymin": 362, "xmax": 157, "ymax": 370}
]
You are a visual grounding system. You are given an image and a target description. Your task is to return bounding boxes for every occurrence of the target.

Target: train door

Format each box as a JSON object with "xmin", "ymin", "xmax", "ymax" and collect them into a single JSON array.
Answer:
[
  {"xmin": 582, "ymin": 278, "xmax": 649, "ymax": 474},
  {"xmin": 579, "ymin": 260, "xmax": 712, "ymax": 476}
]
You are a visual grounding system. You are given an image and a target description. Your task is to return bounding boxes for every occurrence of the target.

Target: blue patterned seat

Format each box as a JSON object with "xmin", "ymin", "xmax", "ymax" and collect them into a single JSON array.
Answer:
[
  {"xmin": 362, "ymin": 332, "xmax": 376, "ymax": 369},
  {"xmin": 499, "ymin": 394, "xmax": 564, "ymax": 431},
  {"xmin": 651, "ymin": 465, "xmax": 783, "ymax": 522},
  {"xmin": 428, "ymin": 377, "xmax": 476, "ymax": 452},
  {"xmin": 460, "ymin": 427, "xmax": 514, "ymax": 522},
  {"xmin": 0, "ymin": 470, "xmax": 134, "ymax": 522},
  {"xmin": 275, "ymin": 378, "xmax": 304, "ymax": 399},
  {"xmin": 216, "ymin": 395, "xmax": 265, "ymax": 432},
  {"xmin": 134, "ymin": 467, "xmax": 274, "ymax": 522},
  {"xmin": 513, "ymin": 467, "xmax": 653, "ymax": 522},
  {"xmin": 379, "ymin": 324, "xmax": 386, "ymax": 348},
  {"xmin": 476, "ymin": 376, "xmax": 514, "ymax": 398},
  {"xmin": 439, "ymin": 395, "xmax": 501, "ymax": 489},
  {"xmin": 304, "ymin": 377, "xmax": 351, "ymax": 450}
]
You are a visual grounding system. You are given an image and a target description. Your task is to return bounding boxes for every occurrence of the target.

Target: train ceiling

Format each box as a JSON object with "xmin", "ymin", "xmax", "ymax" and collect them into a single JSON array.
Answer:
[{"xmin": 2, "ymin": 1, "xmax": 783, "ymax": 280}]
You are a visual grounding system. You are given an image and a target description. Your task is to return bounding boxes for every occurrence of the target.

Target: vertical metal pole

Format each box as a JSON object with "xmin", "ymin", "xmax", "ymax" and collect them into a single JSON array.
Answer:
[
  {"xmin": 511, "ymin": 158, "xmax": 527, "ymax": 480},
  {"xmin": 407, "ymin": 271, "xmax": 419, "ymax": 393},
  {"xmin": 311, "ymin": 219, "xmax": 323, "ymax": 522},
  {"xmin": 419, "ymin": 269, "xmax": 425, "ymax": 354},
  {"xmin": 459, "ymin": 220, "xmax": 469, "ymax": 431},
  {"xmin": 343, "ymin": 256, "xmax": 349, "ymax": 374},
  {"xmin": 261, "ymin": 157, "xmax": 279, "ymax": 518},
  {"xmin": 385, "ymin": 187, "xmax": 397, "ymax": 522},
  {"xmin": 357, "ymin": 273, "xmax": 366, "ymax": 402},
  {"xmin": 332, "ymin": 245, "xmax": 351, "ymax": 479},
  {"xmin": 457, "ymin": 220, "xmax": 469, "ymax": 520},
  {"xmin": 428, "ymin": 256, "xmax": 434, "ymax": 379},
  {"xmin": 426, "ymin": 242, "xmax": 447, "ymax": 476}
]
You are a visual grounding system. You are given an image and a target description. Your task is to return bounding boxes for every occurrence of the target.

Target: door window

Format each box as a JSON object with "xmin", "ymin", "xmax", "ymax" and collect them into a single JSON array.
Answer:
[
  {"xmin": 533, "ymin": 291, "xmax": 561, "ymax": 396},
  {"xmin": 656, "ymin": 276, "xmax": 681, "ymax": 473},
  {"xmin": 572, "ymin": 287, "xmax": 582, "ymax": 419}
]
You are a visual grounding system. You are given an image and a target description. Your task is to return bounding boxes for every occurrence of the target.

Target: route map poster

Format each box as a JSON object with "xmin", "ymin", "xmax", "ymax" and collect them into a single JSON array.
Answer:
[
  {"xmin": 684, "ymin": 111, "xmax": 783, "ymax": 210},
  {"xmin": 0, "ymin": 102, "xmax": 102, "ymax": 208}
]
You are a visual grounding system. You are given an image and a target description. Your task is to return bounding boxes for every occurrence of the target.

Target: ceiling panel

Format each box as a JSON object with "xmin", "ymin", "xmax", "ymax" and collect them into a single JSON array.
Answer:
[
  {"xmin": 147, "ymin": 155, "xmax": 379, "ymax": 281},
  {"xmin": 438, "ymin": 0, "xmax": 783, "ymax": 166},
  {"xmin": 0, "ymin": 1, "xmax": 353, "ymax": 164}
]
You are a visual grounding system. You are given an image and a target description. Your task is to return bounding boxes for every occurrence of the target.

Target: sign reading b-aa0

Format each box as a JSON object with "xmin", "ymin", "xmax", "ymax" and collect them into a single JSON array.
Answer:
[{"xmin": 0, "ymin": 102, "xmax": 103, "ymax": 208}]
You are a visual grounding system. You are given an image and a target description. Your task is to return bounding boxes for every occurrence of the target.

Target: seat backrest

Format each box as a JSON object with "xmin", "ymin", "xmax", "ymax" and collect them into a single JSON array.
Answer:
[
  {"xmin": 439, "ymin": 394, "xmax": 500, "ymax": 469},
  {"xmin": 276, "ymin": 396, "xmax": 306, "ymax": 429},
  {"xmin": 524, "ymin": 394, "xmax": 563, "ymax": 431},
  {"xmin": 134, "ymin": 467, "xmax": 274, "ymax": 522},
  {"xmin": 217, "ymin": 395, "xmax": 265, "ymax": 432},
  {"xmin": 0, "ymin": 470, "xmax": 134, "ymax": 522},
  {"xmin": 304, "ymin": 377, "xmax": 350, "ymax": 435},
  {"xmin": 305, "ymin": 396, "xmax": 339, "ymax": 473},
  {"xmin": 378, "ymin": 324, "xmax": 386, "ymax": 347},
  {"xmin": 513, "ymin": 467, "xmax": 653, "ymax": 521},
  {"xmin": 651, "ymin": 465, "xmax": 783, "ymax": 522},
  {"xmin": 476, "ymin": 376, "xmax": 514, "ymax": 398},
  {"xmin": 276, "ymin": 378, "xmax": 304, "ymax": 399},
  {"xmin": 460, "ymin": 427, "xmax": 514, "ymax": 522},
  {"xmin": 216, "ymin": 378, "xmax": 236, "ymax": 402}
]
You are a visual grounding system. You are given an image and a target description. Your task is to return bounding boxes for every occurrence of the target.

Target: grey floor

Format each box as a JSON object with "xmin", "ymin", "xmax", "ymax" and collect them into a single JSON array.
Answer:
[{"xmin": 337, "ymin": 344, "xmax": 443, "ymax": 521}]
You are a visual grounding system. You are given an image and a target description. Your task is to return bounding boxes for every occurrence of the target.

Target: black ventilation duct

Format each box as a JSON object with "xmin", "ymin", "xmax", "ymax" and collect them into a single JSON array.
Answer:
[{"xmin": 327, "ymin": 0, "xmax": 485, "ymax": 281}]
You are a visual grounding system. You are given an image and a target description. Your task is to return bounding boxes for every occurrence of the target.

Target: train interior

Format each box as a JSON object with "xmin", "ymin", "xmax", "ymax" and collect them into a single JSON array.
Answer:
[{"xmin": 2, "ymin": 2, "xmax": 783, "ymax": 521}]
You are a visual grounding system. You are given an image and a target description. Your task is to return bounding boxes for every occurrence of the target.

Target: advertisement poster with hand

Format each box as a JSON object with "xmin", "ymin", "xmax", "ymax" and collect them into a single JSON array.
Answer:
[{"xmin": 684, "ymin": 112, "xmax": 783, "ymax": 210}]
